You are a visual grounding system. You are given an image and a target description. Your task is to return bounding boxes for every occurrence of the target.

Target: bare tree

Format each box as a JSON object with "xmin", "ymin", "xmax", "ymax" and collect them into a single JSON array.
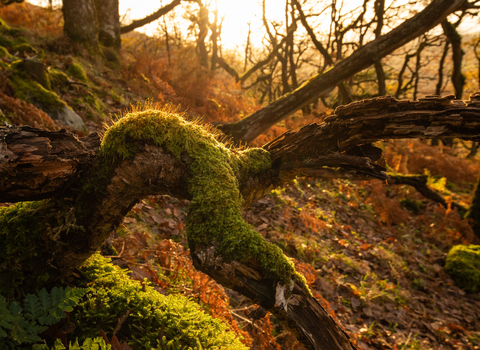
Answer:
[
  {"xmin": 441, "ymin": 18, "xmax": 465, "ymax": 99},
  {"xmin": 217, "ymin": 0, "xmax": 468, "ymax": 144}
]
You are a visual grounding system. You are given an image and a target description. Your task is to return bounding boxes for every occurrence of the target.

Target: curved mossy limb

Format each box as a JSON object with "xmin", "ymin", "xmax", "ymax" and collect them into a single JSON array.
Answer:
[
  {"xmin": 70, "ymin": 253, "xmax": 247, "ymax": 349},
  {"xmin": 102, "ymin": 109, "xmax": 307, "ymax": 288},
  {"xmin": 445, "ymin": 244, "xmax": 480, "ymax": 293},
  {"xmin": 49, "ymin": 69, "xmax": 70, "ymax": 91},
  {"xmin": 12, "ymin": 43, "xmax": 37, "ymax": 56},
  {"xmin": 0, "ymin": 45, "xmax": 11, "ymax": 59}
]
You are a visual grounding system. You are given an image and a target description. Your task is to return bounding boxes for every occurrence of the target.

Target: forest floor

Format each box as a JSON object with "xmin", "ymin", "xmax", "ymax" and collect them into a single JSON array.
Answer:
[
  {"xmin": 107, "ymin": 149, "xmax": 480, "ymax": 350},
  {"xmin": 1, "ymin": 3, "xmax": 480, "ymax": 349}
]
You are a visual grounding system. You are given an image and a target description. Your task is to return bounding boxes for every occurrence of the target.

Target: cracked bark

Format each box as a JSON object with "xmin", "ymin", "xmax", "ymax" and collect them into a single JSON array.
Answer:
[{"xmin": 3, "ymin": 93, "xmax": 480, "ymax": 349}]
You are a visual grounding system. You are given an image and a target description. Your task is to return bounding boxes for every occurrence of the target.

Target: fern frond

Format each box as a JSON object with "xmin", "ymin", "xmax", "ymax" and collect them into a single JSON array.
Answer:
[{"xmin": 0, "ymin": 287, "xmax": 85, "ymax": 347}]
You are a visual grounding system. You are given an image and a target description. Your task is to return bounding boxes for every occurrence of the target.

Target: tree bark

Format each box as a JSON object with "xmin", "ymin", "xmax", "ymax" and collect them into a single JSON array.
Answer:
[
  {"xmin": 94, "ymin": 0, "xmax": 121, "ymax": 49},
  {"xmin": 217, "ymin": 0, "xmax": 467, "ymax": 144},
  {"xmin": 0, "ymin": 127, "xmax": 100, "ymax": 202},
  {"xmin": 62, "ymin": 0, "xmax": 98, "ymax": 46},
  {"xmin": 196, "ymin": 1, "xmax": 209, "ymax": 68},
  {"xmin": 441, "ymin": 20, "xmax": 465, "ymax": 99},
  {"xmin": 435, "ymin": 40, "xmax": 450, "ymax": 95},
  {"xmin": 4, "ymin": 93, "xmax": 480, "ymax": 349},
  {"xmin": 374, "ymin": 0, "xmax": 386, "ymax": 96}
]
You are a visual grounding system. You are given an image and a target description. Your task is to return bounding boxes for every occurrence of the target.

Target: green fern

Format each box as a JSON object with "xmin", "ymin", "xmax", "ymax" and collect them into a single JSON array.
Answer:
[
  {"xmin": 32, "ymin": 337, "xmax": 111, "ymax": 350},
  {"xmin": 0, "ymin": 287, "xmax": 85, "ymax": 349}
]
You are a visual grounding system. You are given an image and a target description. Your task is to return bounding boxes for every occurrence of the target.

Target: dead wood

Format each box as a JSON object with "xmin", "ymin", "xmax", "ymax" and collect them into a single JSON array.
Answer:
[
  {"xmin": 3, "ymin": 93, "xmax": 480, "ymax": 349},
  {"xmin": 0, "ymin": 126, "xmax": 100, "ymax": 202}
]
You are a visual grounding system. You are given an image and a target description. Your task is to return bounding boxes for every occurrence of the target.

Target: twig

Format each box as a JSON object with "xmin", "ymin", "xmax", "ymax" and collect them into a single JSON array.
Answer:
[{"xmin": 112, "ymin": 308, "xmax": 133, "ymax": 337}]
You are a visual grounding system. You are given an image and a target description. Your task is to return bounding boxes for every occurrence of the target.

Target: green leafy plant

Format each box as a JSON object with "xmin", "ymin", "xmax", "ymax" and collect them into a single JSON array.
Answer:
[
  {"xmin": 0, "ymin": 286, "xmax": 85, "ymax": 349},
  {"xmin": 32, "ymin": 337, "xmax": 111, "ymax": 350},
  {"xmin": 70, "ymin": 253, "xmax": 247, "ymax": 350}
]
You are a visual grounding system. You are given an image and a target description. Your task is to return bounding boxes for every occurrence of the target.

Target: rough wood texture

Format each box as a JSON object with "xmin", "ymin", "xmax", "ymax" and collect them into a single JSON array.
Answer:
[
  {"xmin": 3, "ymin": 93, "xmax": 480, "ymax": 349},
  {"xmin": 0, "ymin": 126, "xmax": 100, "ymax": 202},
  {"xmin": 62, "ymin": 0, "xmax": 98, "ymax": 45},
  {"xmin": 217, "ymin": 0, "xmax": 467, "ymax": 144},
  {"xmin": 191, "ymin": 244, "xmax": 357, "ymax": 350},
  {"xmin": 265, "ymin": 94, "xmax": 480, "ymax": 180}
]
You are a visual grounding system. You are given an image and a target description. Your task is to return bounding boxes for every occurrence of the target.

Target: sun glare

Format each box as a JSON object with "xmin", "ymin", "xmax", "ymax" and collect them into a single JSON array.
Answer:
[
  {"xmin": 120, "ymin": 0, "xmax": 286, "ymax": 50},
  {"xmin": 27, "ymin": 0, "xmax": 286, "ymax": 49},
  {"xmin": 27, "ymin": 0, "xmax": 475, "ymax": 50}
]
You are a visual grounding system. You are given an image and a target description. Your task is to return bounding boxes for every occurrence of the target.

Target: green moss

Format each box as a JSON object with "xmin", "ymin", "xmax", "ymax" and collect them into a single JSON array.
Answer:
[
  {"xmin": 9, "ymin": 74, "xmax": 66, "ymax": 112},
  {"xmin": 12, "ymin": 43, "xmax": 37, "ymax": 56},
  {"xmin": 400, "ymin": 198, "xmax": 422, "ymax": 214},
  {"xmin": 49, "ymin": 69, "xmax": 70, "ymax": 91},
  {"xmin": 445, "ymin": 245, "xmax": 480, "ymax": 293},
  {"xmin": 71, "ymin": 253, "xmax": 247, "ymax": 349},
  {"xmin": 0, "ymin": 198, "xmax": 85, "ymax": 298},
  {"xmin": 0, "ymin": 18, "xmax": 10, "ymax": 31},
  {"xmin": 16, "ymin": 36, "xmax": 28, "ymax": 44},
  {"xmin": 67, "ymin": 61, "xmax": 88, "ymax": 82},
  {"xmin": 0, "ymin": 109, "xmax": 8, "ymax": 124},
  {"xmin": 101, "ymin": 109, "xmax": 309, "ymax": 290},
  {"xmin": 0, "ymin": 201, "xmax": 49, "ymax": 297},
  {"xmin": 0, "ymin": 35, "xmax": 13, "ymax": 49},
  {"xmin": 84, "ymin": 93, "xmax": 104, "ymax": 119},
  {"xmin": 0, "ymin": 45, "xmax": 11, "ymax": 59}
]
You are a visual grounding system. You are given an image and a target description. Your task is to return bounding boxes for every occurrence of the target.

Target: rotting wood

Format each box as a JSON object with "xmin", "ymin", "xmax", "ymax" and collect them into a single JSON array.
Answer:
[
  {"xmin": 0, "ymin": 126, "xmax": 100, "ymax": 202},
  {"xmin": 2, "ymin": 93, "xmax": 480, "ymax": 349}
]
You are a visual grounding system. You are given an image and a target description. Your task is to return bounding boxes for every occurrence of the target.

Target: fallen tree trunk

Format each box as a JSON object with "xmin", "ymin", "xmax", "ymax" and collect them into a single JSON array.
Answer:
[
  {"xmin": 0, "ymin": 126, "xmax": 99, "ymax": 202},
  {"xmin": 217, "ymin": 0, "xmax": 467, "ymax": 144},
  {"xmin": 2, "ymin": 93, "xmax": 480, "ymax": 349}
]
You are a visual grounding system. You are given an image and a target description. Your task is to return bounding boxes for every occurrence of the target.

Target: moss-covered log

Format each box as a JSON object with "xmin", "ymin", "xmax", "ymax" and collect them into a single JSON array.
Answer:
[{"xmin": 3, "ymin": 94, "xmax": 480, "ymax": 349}]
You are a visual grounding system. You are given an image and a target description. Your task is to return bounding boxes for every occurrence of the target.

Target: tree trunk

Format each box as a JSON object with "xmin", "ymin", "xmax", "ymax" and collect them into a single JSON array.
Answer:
[
  {"xmin": 217, "ymin": 0, "xmax": 466, "ymax": 144},
  {"xmin": 94, "ymin": 0, "xmax": 120, "ymax": 49},
  {"xmin": 441, "ymin": 20, "xmax": 465, "ymax": 99},
  {"xmin": 435, "ymin": 40, "xmax": 449, "ymax": 95},
  {"xmin": 62, "ymin": 0, "xmax": 98, "ymax": 47},
  {"xmin": 467, "ymin": 173, "xmax": 480, "ymax": 238},
  {"xmin": 3, "ymin": 93, "xmax": 480, "ymax": 348},
  {"xmin": 374, "ymin": 0, "xmax": 386, "ymax": 96},
  {"xmin": 196, "ymin": 1, "xmax": 209, "ymax": 69}
]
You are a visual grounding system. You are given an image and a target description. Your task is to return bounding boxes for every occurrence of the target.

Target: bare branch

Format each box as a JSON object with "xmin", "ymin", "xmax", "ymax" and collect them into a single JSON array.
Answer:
[
  {"xmin": 120, "ymin": 0, "xmax": 182, "ymax": 34},
  {"xmin": 217, "ymin": 0, "xmax": 468, "ymax": 144}
]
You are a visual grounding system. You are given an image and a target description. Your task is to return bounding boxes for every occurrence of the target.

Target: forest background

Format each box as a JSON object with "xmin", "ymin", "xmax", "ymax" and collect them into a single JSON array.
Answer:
[{"xmin": 1, "ymin": 0, "xmax": 480, "ymax": 349}]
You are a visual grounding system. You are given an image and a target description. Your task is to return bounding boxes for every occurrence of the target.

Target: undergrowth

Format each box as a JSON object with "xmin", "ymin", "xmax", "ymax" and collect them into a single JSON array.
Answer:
[{"xmin": 70, "ymin": 253, "xmax": 247, "ymax": 350}]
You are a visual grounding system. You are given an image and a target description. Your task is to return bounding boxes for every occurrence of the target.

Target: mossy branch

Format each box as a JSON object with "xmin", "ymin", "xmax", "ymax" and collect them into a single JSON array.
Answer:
[{"xmin": 4, "ymin": 94, "xmax": 480, "ymax": 348}]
